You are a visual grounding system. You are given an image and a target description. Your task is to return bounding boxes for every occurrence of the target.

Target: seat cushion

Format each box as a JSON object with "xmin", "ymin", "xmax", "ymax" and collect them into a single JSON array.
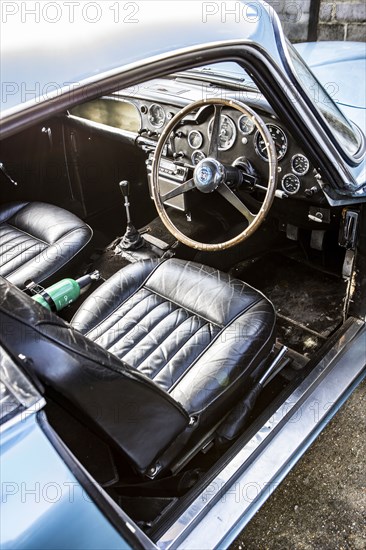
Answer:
[
  {"xmin": 0, "ymin": 202, "xmax": 92, "ymax": 288},
  {"xmin": 72, "ymin": 259, "xmax": 276, "ymax": 420}
]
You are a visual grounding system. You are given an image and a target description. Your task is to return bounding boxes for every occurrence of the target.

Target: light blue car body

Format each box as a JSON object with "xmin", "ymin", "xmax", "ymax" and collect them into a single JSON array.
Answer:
[
  {"xmin": 0, "ymin": 414, "xmax": 130, "ymax": 549},
  {"xmin": 1, "ymin": 1, "xmax": 365, "ymax": 548},
  {"xmin": 295, "ymin": 41, "xmax": 366, "ymax": 126}
]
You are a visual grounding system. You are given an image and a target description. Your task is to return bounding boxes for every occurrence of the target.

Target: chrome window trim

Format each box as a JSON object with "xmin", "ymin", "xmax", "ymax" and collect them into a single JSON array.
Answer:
[
  {"xmin": 0, "ymin": 398, "xmax": 46, "ymax": 434},
  {"xmin": 0, "ymin": 346, "xmax": 45, "ymax": 432}
]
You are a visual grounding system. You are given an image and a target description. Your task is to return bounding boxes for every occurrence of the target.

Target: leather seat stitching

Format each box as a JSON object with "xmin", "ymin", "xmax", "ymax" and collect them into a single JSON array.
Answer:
[
  {"xmin": 149, "ymin": 321, "xmax": 213, "ymax": 389},
  {"xmin": 5, "ymin": 222, "xmax": 49, "ymax": 245},
  {"xmin": 132, "ymin": 307, "xmax": 197, "ymax": 371},
  {"xmin": 0, "ymin": 227, "xmax": 30, "ymax": 246},
  {"xmin": 0, "ymin": 226, "xmax": 45, "ymax": 249},
  {"xmin": 103, "ymin": 297, "xmax": 176, "ymax": 354},
  {"xmin": 6, "ymin": 226, "xmax": 92, "ymax": 281},
  {"xmin": 145, "ymin": 287, "xmax": 224, "ymax": 327},
  {"xmin": 0, "ymin": 235, "xmax": 42, "ymax": 259},
  {"xmin": 80, "ymin": 260, "xmax": 168, "ymax": 334},
  {"xmin": 167, "ymin": 296, "xmax": 266, "ymax": 393},
  {"xmin": 88, "ymin": 289, "xmax": 156, "ymax": 340},
  {"xmin": 175, "ymin": 313, "xmax": 276, "ymax": 416},
  {"xmin": 0, "ymin": 242, "xmax": 46, "ymax": 271}
]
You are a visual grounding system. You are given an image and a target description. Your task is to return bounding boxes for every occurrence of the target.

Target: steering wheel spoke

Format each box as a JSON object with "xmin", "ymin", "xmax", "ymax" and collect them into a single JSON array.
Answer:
[
  {"xmin": 208, "ymin": 104, "xmax": 223, "ymax": 158},
  {"xmin": 217, "ymin": 183, "xmax": 255, "ymax": 224},
  {"xmin": 160, "ymin": 178, "xmax": 195, "ymax": 202}
]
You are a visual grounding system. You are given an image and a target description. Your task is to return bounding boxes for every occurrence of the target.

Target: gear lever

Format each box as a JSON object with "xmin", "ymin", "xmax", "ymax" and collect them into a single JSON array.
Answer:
[{"xmin": 118, "ymin": 180, "xmax": 144, "ymax": 250}]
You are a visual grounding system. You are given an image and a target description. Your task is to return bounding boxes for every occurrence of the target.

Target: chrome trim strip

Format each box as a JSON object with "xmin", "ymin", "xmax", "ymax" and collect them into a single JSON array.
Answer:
[
  {"xmin": 157, "ymin": 320, "xmax": 365, "ymax": 549},
  {"xmin": 0, "ymin": 398, "xmax": 46, "ymax": 433},
  {"xmin": 0, "ymin": 346, "xmax": 46, "ymax": 433}
]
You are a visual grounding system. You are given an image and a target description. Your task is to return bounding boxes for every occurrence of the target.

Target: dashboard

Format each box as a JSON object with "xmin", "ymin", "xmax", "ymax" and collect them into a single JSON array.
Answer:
[{"xmin": 69, "ymin": 80, "xmax": 326, "ymax": 210}]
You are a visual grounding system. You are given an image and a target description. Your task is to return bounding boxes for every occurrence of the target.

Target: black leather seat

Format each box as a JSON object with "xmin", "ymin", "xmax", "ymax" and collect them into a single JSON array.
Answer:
[
  {"xmin": 0, "ymin": 259, "xmax": 275, "ymax": 476},
  {"xmin": 0, "ymin": 202, "xmax": 92, "ymax": 288}
]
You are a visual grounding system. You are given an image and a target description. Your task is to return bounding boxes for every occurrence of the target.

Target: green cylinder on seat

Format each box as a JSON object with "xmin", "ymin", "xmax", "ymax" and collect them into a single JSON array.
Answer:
[{"xmin": 32, "ymin": 278, "xmax": 81, "ymax": 312}]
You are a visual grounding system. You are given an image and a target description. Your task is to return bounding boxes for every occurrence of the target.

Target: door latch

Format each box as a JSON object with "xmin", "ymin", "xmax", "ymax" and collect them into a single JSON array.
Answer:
[{"xmin": 0, "ymin": 162, "xmax": 17, "ymax": 186}]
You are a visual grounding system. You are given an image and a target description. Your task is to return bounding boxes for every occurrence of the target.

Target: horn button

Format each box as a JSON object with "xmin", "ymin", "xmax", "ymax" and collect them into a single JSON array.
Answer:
[{"xmin": 194, "ymin": 158, "xmax": 225, "ymax": 193}]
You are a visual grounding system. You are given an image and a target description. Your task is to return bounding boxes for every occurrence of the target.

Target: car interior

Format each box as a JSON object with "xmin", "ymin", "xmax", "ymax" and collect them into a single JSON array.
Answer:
[{"xmin": 0, "ymin": 60, "xmax": 364, "ymax": 537}]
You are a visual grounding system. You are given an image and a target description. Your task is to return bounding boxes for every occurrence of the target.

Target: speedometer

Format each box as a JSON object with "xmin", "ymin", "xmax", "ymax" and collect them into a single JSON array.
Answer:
[
  {"xmin": 254, "ymin": 124, "xmax": 288, "ymax": 161},
  {"xmin": 208, "ymin": 114, "xmax": 237, "ymax": 151}
]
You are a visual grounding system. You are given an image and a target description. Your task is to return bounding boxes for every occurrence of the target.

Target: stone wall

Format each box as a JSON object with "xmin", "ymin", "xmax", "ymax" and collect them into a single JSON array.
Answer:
[
  {"xmin": 270, "ymin": 0, "xmax": 366, "ymax": 42},
  {"xmin": 319, "ymin": 0, "xmax": 366, "ymax": 40}
]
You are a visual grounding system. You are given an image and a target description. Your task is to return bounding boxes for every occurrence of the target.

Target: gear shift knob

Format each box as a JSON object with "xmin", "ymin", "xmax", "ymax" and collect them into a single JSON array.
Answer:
[
  {"xmin": 119, "ymin": 180, "xmax": 130, "ymax": 198},
  {"xmin": 117, "ymin": 179, "xmax": 143, "ymax": 251}
]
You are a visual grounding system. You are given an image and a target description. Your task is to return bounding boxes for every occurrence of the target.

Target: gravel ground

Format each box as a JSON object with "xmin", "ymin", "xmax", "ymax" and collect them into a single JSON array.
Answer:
[{"xmin": 231, "ymin": 378, "xmax": 366, "ymax": 550}]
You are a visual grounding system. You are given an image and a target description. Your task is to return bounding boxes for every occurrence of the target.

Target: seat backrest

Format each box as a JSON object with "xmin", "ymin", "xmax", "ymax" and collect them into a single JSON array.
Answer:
[{"xmin": 0, "ymin": 277, "xmax": 188, "ymax": 475}]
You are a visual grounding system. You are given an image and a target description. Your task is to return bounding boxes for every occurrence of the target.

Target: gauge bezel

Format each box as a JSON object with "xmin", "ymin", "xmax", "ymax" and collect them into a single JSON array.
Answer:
[
  {"xmin": 148, "ymin": 103, "xmax": 166, "ymax": 128},
  {"xmin": 208, "ymin": 114, "xmax": 237, "ymax": 151},
  {"xmin": 291, "ymin": 153, "xmax": 310, "ymax": 176},
  {"xmin": 254, "ymin": 123, "xmax": 288, "ymax": 161},
  {"xmin": 188, "ymin": 130, "xmax": 203, "ymax": 150},
  {"xmin": 238, "ymin": 114, "xmax": 255, "ymax": 135},
  {"xmin": 191, "ymin": 150, "xmax": 206, "ymax": 165},
  {"xmin": 281, "ymin": 173, "xmax": 301, "ymax": 195}
]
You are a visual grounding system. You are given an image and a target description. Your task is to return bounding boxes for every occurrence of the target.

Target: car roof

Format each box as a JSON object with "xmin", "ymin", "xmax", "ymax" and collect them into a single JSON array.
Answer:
[{"xmin": 1, "ymin": 0, "xmax": 284, "ymax": 113}]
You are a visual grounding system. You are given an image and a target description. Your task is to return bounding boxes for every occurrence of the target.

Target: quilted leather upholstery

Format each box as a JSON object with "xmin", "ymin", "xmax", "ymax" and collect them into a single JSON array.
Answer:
[
  {"xmin": 0, "ymin": 202, "xmax": 92, "ymax": 288},
  {"xmin": 72, "ymin": 259, "xmax": 275, "ymax": 420}
]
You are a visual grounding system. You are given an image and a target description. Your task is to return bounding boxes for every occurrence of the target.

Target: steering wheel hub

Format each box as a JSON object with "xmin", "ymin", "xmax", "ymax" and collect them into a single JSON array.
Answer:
[{"xmin": 194, "ymin": 158, "xmax": 225, "ymax": 194}]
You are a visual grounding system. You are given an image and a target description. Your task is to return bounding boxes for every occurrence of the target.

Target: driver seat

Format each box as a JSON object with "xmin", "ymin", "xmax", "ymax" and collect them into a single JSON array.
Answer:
[{"xmin": 0, "ymin": 259, "xmax": 275, "ymax": 477}]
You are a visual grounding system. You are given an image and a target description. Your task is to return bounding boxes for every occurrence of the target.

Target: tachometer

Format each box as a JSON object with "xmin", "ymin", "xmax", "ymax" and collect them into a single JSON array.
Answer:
[
  {"xmin": 208, "ymin": 114, "xmax": 237, "ymax": 151},
  {"xmin": 255, "ymin": 124, "xmax": 287, "ymax": 161},
  {"xmin": 291, "ymin": 154, "xmax": 310, "ymax": 176},
  {"xmin": 148, "ymin": 104, "xmax": 165, "ymax": 128}
]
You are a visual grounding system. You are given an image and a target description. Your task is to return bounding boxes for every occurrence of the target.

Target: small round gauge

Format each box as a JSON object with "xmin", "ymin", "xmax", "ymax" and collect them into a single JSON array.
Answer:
[
  {"xmin": 281, "ymin": 173, "xmax": 301, "ymax": 195},
  {"xmin": 208, "ymin": 114, "xmax": 237, "ymax": 151},
  {"xmin": 188, "ymin": 130, "xmax": 203, "ymax": 149},
  {"xmin": 191, "ymin": 150, "xmax": 206, "ymax": 165},
  {"xmin": 148, "ymin": 104, "xmax": 165, "ymax": 128},
  {"xmin": 291, "ymin": 154, "xmax": 310, "ymax": 176},
  {"xmin": 255, "ymin": 124, "xmax": 288, "ymax": 161},
  {"xmin": 238, "ymin": 115, "xmax": 255, "ymax": 135}
]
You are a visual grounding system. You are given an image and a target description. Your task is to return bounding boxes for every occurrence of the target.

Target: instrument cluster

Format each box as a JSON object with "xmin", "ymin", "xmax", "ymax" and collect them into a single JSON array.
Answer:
[
  {"xmin": 139, "ymin": 100, "xmax": 319, "ymax": 201},
  {"xmin": 183, "ymin": 113, "xmax": 318, "ymax": 200}
]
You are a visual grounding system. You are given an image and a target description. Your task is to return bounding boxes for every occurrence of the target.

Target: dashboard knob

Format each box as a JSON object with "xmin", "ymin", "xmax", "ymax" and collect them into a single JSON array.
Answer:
[{"xmin": 305, "ymin": 186, "xmax": 318, "ymax": 197}]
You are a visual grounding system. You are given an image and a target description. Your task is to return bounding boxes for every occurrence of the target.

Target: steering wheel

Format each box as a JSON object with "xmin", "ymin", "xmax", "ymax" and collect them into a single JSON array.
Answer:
[{"xmin": 151, "ymin": 98, "xmax": 278, "ymax": 251}]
